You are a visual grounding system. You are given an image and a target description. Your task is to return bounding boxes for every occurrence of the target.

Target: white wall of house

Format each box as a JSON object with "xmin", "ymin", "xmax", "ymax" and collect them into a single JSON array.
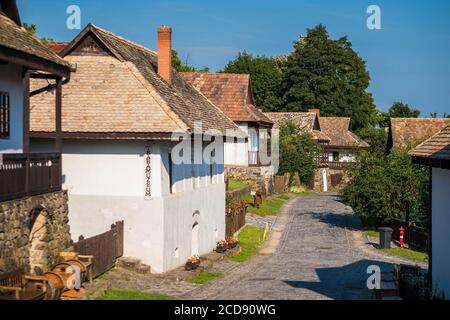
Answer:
[
  {"xmin": 31, "ymin": 138, "xmax": 226, "ymax": 273},
  {"xmin": 432, "ymin": 167, "xmax": 450, "ymax": 299},
  {"xmin": 224, "ymin": 122, "xmax": 249, "ymax": 166},
  {"xmin": 0, "ymin": 63, "xmax": 23, "ymax": 153},
  {"xmin": 326, "ymin": 149, "xmax": 356, "ymax": 163}
]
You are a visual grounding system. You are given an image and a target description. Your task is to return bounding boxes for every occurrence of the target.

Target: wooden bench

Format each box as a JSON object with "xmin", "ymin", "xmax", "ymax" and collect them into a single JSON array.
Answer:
[{"xmin": 0, "ymin": 270, "xmax": 47, "ymax": 300}]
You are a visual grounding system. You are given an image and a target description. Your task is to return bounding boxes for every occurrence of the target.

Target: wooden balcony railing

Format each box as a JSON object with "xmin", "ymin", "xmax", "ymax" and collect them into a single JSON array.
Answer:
[
  {"xmin": 327, "ymin": 161, "xmax": 350, "ymax": 170},
  {"xmin": 0, "ymin": 153, "xmax": 61, "ymax": 202}
]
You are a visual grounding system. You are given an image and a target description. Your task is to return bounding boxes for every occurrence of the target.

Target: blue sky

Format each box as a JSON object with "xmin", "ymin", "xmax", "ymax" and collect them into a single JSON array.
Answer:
[{"xmin": 19, "ymin": 0, "xmax": 450, "ymax": 116}]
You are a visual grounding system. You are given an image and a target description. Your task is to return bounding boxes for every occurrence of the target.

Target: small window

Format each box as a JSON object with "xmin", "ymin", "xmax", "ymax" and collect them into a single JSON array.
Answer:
[
  {"xmin": 0, "ymin": 92, "xmax": 10, "ymax": 139},
  {"xmin": 168, "ymin": 153, "xmax": 173, "ymax": 194}
]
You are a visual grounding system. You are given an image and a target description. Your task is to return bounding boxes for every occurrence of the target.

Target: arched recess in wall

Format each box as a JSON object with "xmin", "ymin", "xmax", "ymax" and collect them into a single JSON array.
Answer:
[
  {"xmin": 191, "ymin": 211, "xmax": 200, "ymax": 256},
  {"xmin": 28, "ymin": 207, "xmax": 49, "ymax": 273}
]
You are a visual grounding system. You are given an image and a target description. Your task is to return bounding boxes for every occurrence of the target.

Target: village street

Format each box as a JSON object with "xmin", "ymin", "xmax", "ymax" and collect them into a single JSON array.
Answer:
[{"xmin": 183, "ymin": 194, "xmax": 426, "ymax": 300}]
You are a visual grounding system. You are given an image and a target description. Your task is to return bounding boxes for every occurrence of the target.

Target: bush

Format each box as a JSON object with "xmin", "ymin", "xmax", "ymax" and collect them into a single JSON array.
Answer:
[
  {"xmin": 278, "ymin": 120, "xmax": 320, "ymax": 185},
  {"xmin": 342, "ymin": 149, "xmax": 428, "ymax": 227}
]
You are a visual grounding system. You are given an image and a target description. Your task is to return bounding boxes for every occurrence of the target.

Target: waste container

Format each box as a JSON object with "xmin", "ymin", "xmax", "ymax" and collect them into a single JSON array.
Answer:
[{"xmin": 378, "ymin": 227, "xmax": 393, "ymax": 249}]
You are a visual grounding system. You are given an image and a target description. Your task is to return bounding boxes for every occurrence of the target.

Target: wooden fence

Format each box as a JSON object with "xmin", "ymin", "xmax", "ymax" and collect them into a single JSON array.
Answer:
[
  {"xmin": 226, "ymin": 202, "xmax": 247, "ymax": 236},
  {"xmin": 73, "ymin": 221, "xmax": 124, "ymax": 278},
  {"xmin": 0, "ymin": 153, "xmax": 61, "ymax": 202},
  {"xmin": 330, "ymin": 172, "xmax": 344, "ymax": 187},
  {"xmin": 389, "ymin": 219, "xmax": 428, "ymax": 251}
]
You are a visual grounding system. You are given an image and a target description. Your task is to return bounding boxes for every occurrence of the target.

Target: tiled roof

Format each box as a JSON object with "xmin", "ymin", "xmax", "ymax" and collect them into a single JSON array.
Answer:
[
  {"xmin": 409, "ymin": 125, "xmax": 450, "ymax": 160},
  {"xmin": 47, "ymin": 42, "xmax": 69, "ymax": 55},
  {"xmin": 30, "ymin": 24, "xmax": 238, "ymax": 135},
  {"xmin": 31, "ymin": 55, "xmax": 184, "ymax": 133},
  {"xmin": 319, "ymin": 117, "xmax": 369, "ymax": 148},
  {"xmin": 180, "ymin": 72, "xmax": 273, "ymax": 125},
  {"xmin": 409, "ymin": 125, "xmax": 450, "ymax": 161},
  {"xmin": 389, "ymin": 118, "xmax": 450, "ymax": 150},
  {"xmin": 0, "ymin": 12, "xmax": 70, "ymax": 69},
  {"xmin": 264, "ymin": 112, "xmax": 330, "ymax": 143}
]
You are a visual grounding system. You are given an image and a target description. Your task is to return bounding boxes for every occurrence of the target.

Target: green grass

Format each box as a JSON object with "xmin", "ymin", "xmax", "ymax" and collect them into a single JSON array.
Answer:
[
  {"xmin": 190, "ymin": 271, "xmax": 223, "ymax": 284},
  {"xmin": 243, "ymin": 194, "xmax": 289, "ymax": 217},
  {"xmin": 382, "ymin": 248, "xmax": 428, "ymax": 263},
  {"xmin": 229, "ymin": 225, "xmax": 265, "ymax": 263},
  {"xmin": 365, "ymin": 229, "xmax": 380, "ymax": 238},
  {"xmin": 96, "ymin": 290, "xmax": 176, "ymax": 300},
  {"xmin": 228, "ymin": 179, "xmax": 248, "ymax": 191}
]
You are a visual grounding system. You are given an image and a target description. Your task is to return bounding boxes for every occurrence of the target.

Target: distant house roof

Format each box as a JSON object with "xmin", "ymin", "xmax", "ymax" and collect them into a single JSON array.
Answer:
[
  {"xmin": 410, "ymin": 125, "xmax": 450, "ymax": 169},
  {"xmin": 180, "ymin": 72, "xmax": 273, "ymax": 125},
  {"xmin": 264, "ymin": 112, "xmax": 330, "ymax": 143},
  {"xmin": 0, "ymin": 10, "xmax": 70, "ymax": 77},
  {"xmin": 388, "ymin": 118, "xmax": 450, "ymax": 151},
  {"xmin": 30, "ymin": 24, "xmax": 238, "ymax": 138},
  {"xmin": 47, "ymin": 42, "xmax": 69, "ymax": 55},
  {"xmin": 319, "ymin": 117, "xmax": 369, "ymax": 149}
]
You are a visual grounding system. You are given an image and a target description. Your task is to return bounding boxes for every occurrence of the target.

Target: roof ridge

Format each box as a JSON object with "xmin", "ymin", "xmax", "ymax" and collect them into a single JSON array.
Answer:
[{"xmin": 90, "ymin": 23, "xmax": 158, "ymax": 56}]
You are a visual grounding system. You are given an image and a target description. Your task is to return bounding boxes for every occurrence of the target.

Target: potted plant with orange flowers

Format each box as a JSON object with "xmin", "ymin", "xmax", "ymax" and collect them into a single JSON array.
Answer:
[
  {"xmin": 215, "ymin": 240, "xmax": 229, "ymax": 253},
  {"xmin": 185, "ymin": 255, "xmax": 201, "ymax": 271},
  {"xmin": 226, "ymin": 236, "xmax": 238, "ymax": 249}
]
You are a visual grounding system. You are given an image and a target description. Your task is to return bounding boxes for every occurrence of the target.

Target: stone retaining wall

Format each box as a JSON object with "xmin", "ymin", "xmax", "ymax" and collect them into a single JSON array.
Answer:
[
  {"xmin": 225, "ymin": 166, "xmax": 274, "ymax": 196},
  {"xmin": 0, "ymin": 191, "xmax": 72, "ymax": 274}
]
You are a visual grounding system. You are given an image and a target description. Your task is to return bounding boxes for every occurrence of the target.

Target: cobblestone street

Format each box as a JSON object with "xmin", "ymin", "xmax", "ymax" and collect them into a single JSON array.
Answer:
[{"xmin": 185, "ymin": 194, "xmax": 427, "ymax": 300}]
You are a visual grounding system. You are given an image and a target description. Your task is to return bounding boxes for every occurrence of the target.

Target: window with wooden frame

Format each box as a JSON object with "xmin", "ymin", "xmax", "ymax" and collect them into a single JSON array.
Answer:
[{"xmin": 0, "ymin": 92, "xmax": 10, "ymax": 139}]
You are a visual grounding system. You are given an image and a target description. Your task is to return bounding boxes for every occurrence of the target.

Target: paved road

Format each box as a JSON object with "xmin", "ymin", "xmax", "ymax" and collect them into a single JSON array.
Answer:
[{"xmin": 195, "ymin": 194, "xmax": 423, "ymax": 300}]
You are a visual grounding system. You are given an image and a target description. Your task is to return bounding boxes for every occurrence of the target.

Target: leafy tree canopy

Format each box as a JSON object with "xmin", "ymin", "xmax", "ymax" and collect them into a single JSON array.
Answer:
[
  {"xmin": 342, "ymin": 150, "xmax": 428, "ymax": 227},
  {"xmin": 280, "ymin": 24, "xmax": 377, "ymax": 130},
  {"xmin": 22, "ymin": 22, "xmax": 54, "ymax": 45},
  {"xmin": 172, "ymin": 50, "xmax": 209, "ymax": 73},
  {"xmin": 221, "ymin": 52, "xmax": 283, "ymax": 112},
  {"xmin": 278, "ymin": 120, "xmax": 320, "ymax": 185},
  {"xmin": 356, "ymin": 126, "xmax": 388, "ymax": 155},
  {"xmin": 379, "ymin": 101, "xmax": 421, "ymax": 127}
]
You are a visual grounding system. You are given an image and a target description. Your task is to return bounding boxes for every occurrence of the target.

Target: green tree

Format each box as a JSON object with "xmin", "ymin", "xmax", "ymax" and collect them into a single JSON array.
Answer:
[
  {"xmin": 22, "ymin": 23, "xmax": 54, "ymax": 45},
  {"xmin": 172, "ymin": 50, "xmax": 209, "ymax": 73},
  {"xmin": 342, "ymin": 150, "xmax": 429, "ymax": 227},
  {"xmin": 222, "ymin": 52, "xmax": 283, "ymax": 112},
  {"xmin": 380, "ymin": 101, "xmax": 421, "ymax": 127},
  {"xmin": 356, "ymin": 126, "xmax": 388, "ymax": 155},
  {"xmin": 280, "ymin": 24, "xmax": 377, "ymax": 130},
  {"xmin": 278, "ymin": 120, "xmax": 320, "ymax": 185}
]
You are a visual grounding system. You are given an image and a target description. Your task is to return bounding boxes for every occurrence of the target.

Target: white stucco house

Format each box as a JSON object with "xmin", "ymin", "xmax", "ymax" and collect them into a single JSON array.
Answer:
[
  {"xmin": 410, "ymin": 125, "xmax": 450, "ymax": 299},
  {"xmin": 29, "ymin": 24, "xmax": 239, "ymax": 273},
  {"xmin": 181, "ymin": 73, "xmax": 274, "ymax": 168}
]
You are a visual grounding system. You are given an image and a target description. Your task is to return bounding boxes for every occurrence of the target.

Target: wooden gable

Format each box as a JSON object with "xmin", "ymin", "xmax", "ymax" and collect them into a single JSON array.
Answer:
[{"xmin": 68, "ymin": 33, "xmax": 112, "ymax": 57}]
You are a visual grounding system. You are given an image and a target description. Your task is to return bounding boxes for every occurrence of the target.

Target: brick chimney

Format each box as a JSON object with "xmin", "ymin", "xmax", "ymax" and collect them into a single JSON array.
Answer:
[
  {"xmin": 309, "ymin": 109, "xmax": 321, "ymax": 117},
  {"xmin": 157, "ymin": 26, "xmax": 172, "ymax": 85}
]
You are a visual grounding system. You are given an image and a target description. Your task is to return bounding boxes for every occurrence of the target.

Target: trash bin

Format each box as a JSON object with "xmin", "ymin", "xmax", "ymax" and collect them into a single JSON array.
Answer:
[{"xmin": 378, "ymin": 227, "xmax": 393, "ymax": 249}]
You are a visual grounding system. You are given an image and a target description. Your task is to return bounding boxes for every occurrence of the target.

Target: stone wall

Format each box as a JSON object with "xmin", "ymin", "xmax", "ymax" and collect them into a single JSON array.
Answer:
[
  {"xmin": 310, "ymin": 167, "xmax": 331, "ymax": 193},
  {"xmin": 225, "ymin": 166, "xmax": 275, "ymax": 196},
  {"xmin": 0, "ymin": 191, "xmax": 72, "ymax": 274}
]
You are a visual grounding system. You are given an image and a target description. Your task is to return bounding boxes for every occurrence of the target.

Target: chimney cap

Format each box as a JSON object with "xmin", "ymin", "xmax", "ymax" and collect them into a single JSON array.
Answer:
[{"xmin": 157, "ymin": 25, "xmax": 172, "ymax": 32}]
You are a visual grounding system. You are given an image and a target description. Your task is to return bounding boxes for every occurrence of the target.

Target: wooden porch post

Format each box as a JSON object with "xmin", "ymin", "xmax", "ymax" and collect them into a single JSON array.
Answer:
[
  {"xmin": 55, "ymin": 77, "xmax": 62, "ymax": 153},
  {"xmin": 22, "ymin": 70, "xmax": 30, "ymax": 154},
  {"xmin": 23, "ymin": 69, "xmax": 30, "ymax": 195}
]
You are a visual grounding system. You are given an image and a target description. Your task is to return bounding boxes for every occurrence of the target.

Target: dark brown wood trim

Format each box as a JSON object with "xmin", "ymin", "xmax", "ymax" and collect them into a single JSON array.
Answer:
[
  {"xmin": 22, "ymin": 69, "xmax": 30, "ymax": 154},
  {"xmin": 30, "ymin": 131, "xmax": 177, "ymax": 141},
  {"xmin": 1, "ymin": 0, "xmax": 21, "ymax": 25},
  {"xmin": 55, "ymin": 77, "xmax": 62, "ymax": 153},
  {"xmin": 59, "ymin": 24, "xmax": 124, "ymax": 62},
  {"xmin": 30, "ymin": 77, "xmax": 70, "ymax": 97},
  {"xmin": 323, "ymin": 145, "xmax": 369, "ymax": 150},
  {"xmin": 0, "ymin": 45, "xmax": 71, "ymax": 78},
  {"xmin": 411, "ymin": 156, "xmax": 450, "ymax": 170}
]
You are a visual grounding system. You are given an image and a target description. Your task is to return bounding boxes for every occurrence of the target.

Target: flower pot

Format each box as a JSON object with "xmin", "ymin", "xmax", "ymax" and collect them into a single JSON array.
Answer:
[
  {"xmin": 215, "ymin": 247, "xmax": 227, "ymax": 254},
  {"xmin": 185, "ymin": 262, "xmax": 200, "ymax": 271}
]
